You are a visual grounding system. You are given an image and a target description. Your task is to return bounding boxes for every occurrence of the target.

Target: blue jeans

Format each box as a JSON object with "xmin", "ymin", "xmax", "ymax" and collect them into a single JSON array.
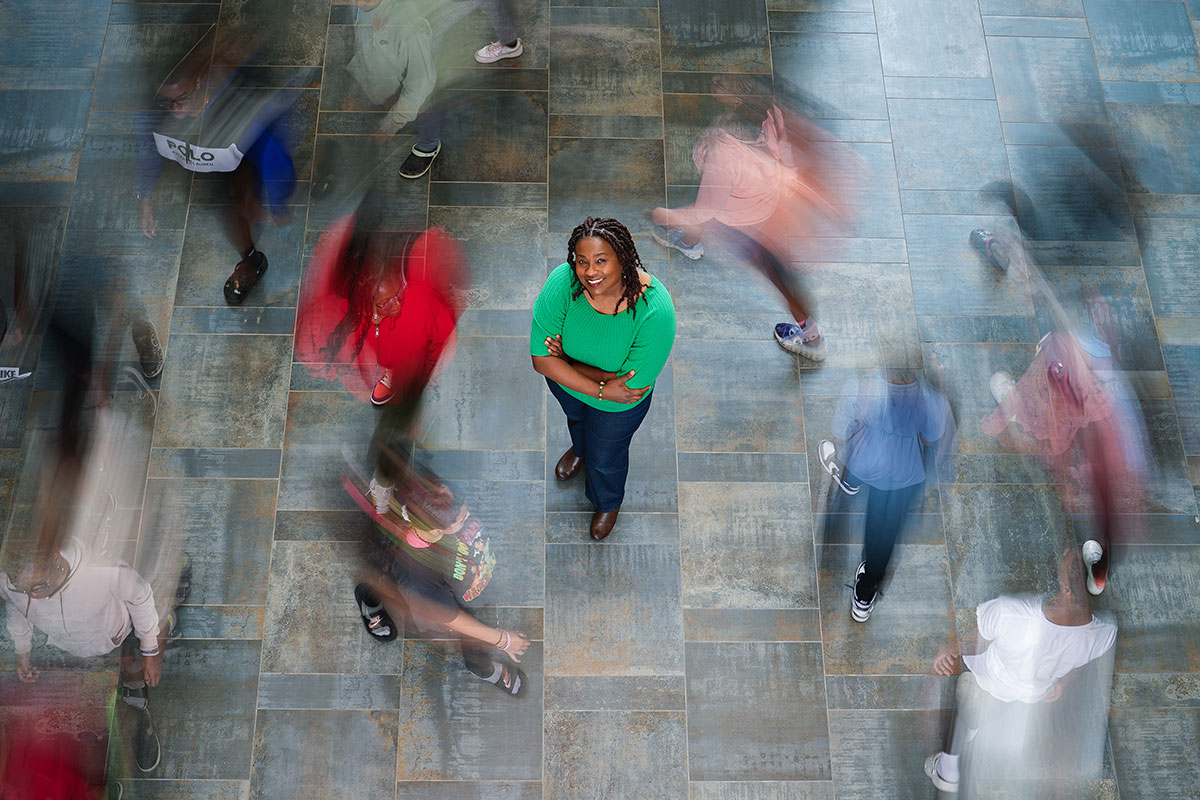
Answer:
[{"xmin": 547, "ymin": 378, "xmax": 653, "ymax": 512}]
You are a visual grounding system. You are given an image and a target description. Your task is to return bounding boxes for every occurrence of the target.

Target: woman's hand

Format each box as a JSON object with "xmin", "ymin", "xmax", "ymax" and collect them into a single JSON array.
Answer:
[
  {"xmin": 499, "ymin": 630, "xmax": 531, "ymax": 663},
  {"xmin": 603, "ymin": 370, "xmax": 648, "ymax": 404},
  {"xmin": 544, "ymin": 334, "xmax": 567, "ymax": 360}
]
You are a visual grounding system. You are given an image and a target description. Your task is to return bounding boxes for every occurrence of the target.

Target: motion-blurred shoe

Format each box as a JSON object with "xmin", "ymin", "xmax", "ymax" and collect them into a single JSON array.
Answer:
[
  {"xmin": 132, "ymin": 706, "xmax": 161, "ymax": 773},
  {"xmin": 354, "ymin": 584, "xmax": 397, "ymax": 642},
  {"xmin": 368, "ymin": 478, "xmax": 393, "ymax": 515},
  {"xmin": 924, "ymin": 752, "xmax": 959, "ymax": 793},
  {"xmin": 819, "ymin": 439, "xmax": 859, "ymax": 495},
  {"xmin": 851, "ymin": 561, "xmax": 878, "ymax": 623},
  {"xmin": 121, "ymin": 684, "xmax": 148, "ymax": 711},
  {"xmin": 651, "ymin": 225, "xmax": 704, "ymax": 260},
  {"xmin": 371, "ymin": 371, "xmax": 394, "ymax": 405},
  {"xmin": 399, "ymin": 142, "xmax": 441, "ymax": 179},
  {"xmin": 989, "ymin": 371, "xmax": 1016, "ymax": 405},
  {"xmin": 131, "ymin": 319, "xmax": 164, "ymax": 379},
  {"xmin": 970, "ymin": 228, "xmax": 1010, "ymax": 271},
  {"xmin": 1082, "ymin": 539, "xmax": 1105, "ymax": 595},
  {"xmin": 774, "ymin": 321, "xmax": 827, "ymax": 361},
  {"xmin": 474, "ymin": 39, "xmax": 523, "ymax": 63}
]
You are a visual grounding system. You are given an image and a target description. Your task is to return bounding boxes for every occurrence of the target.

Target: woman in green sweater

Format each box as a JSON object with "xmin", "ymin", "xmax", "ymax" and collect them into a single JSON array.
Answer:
[{"xmin": 530, "ymin": 218, "xmax": 677, "ymax": 540}]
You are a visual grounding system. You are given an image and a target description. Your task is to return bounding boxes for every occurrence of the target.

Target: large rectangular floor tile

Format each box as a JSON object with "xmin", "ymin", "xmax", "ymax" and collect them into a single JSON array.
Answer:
[
  {"xmin": 1135, "ymin": 216, "xmax": 1200, "ymax": 317},
  {"xmin": 420, "ymin": 336, "xmax": 547, "ymax": 452},
  {"xmin": 1084, "ymin": 0, "xmax": 1200, "ymax": 82},
  {"xmin": 547, "ymin": 137, "xmax": 664, "ymax": 235},
  {"xmin": 150, "ymin": 640, "xmax": 261, "ymax": 779},
  {"xmin": 550, "ymin": 17, "xmax": 660, "ymax": 117},
  {"xmin": 142, "ymin": 478, "xmax": 276, "ymax": 605},
  {"xmin": 876, "ymin": 0, "xmax": 989, "ymax": 78},
  {"xmin": 1110, "ymin": 103, "xmax": 1200, "ymax": 195},
  {"xmin": 887, "ymin": 98, "xmax": 1008, "ymax": 191},
  {"xmin": 674, "ymin": 339, "xmax": 804, "ymax": 452},
  {"xmin": 680, "ymin": 482, "xmax": 816, "ymax": 609},
  {"xmin": 250, "ymin": 709, "xmax": 398, "ymax": 800},
  {"xmin": 770, "ymin": 32, "xmax": 886, "ymax": 119},
  {"xmin": 659, "ymin": 0, "xmax": 770, "ymax": 73},
  {"xmin": 1108, "ymin": 707, "xmax": 1200, "ymax": 800},
  {"xmin": 0, "ymin": 90, "xmax": 90, "ymax": 181},
  {"xmin": 1107, "ymin": 545, "xmax": 1200, "ymax": 673},
  {"xmin": 398, "ymin": 639, "xmax": 543, "ymax": 780},
  {"xmin": 817, "ymin": 544, "xmax": 957, "ymax": 675},
  {"xmin": 261, "ymin": 540, "xmax": 400, "ymax": 675},
  {"xmin": 544, "ymin": 710, "xmax": 688, "ymax": 799},
  {"xmin": 544, "ymin": 543, "xmax": 684, "ymax": 675},
  {"xmin": 278, "ymin": 391, "xmax": 379, "ymax": 510},
  {"xmin": 685, "ymin": 642, "xmax": 831, "ymax": 781},
  {"xmin": 155, "ymin": 334, "xmax": 292, "ymax": 449},
  {"xmin": 988, "ymin": 35, "xmax": 1106, "ymax": 123}
]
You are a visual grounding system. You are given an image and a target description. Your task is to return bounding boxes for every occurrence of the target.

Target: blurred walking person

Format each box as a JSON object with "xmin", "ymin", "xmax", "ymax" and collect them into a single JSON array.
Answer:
[
  {"xmin": 651, "ymin": 77, "xmax": 844, "ymax": 362},
  {"xmin": 826, "ymin": 353, "xmax": 951, "ymax": 621}
]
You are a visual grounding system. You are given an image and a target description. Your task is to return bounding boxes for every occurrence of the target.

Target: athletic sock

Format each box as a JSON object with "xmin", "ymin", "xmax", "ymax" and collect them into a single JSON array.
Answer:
[
  {"xmin": 504, "ymin": 39, "xmax": 518, "ymax": 48},
  {"xmin": 938, "ymin": 753, "xmax": 959, "ymax": 782},
  {"xmin": 480, "ymin": 661, "xmax": 504, "ymax": 684}
]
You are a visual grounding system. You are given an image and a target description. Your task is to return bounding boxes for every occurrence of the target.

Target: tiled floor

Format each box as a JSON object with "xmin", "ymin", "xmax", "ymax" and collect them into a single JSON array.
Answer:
[{"xmin": 1, "ymin": 0, "xmax": 1199, "ymax": 797}]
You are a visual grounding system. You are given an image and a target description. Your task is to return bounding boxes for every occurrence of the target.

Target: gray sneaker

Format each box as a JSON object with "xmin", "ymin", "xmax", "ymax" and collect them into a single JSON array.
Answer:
[
  {"xmin": 651, "ymin": 225, "xmax": 704, "ymax": 260},
  {"xmin": 130, "ymin": 319, "xmax": 163, "ymax": 379}
]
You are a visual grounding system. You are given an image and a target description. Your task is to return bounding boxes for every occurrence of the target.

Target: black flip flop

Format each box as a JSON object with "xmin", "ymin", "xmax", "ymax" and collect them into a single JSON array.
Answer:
[
  {"xmin": 354, "ymin": 584, "xmax": 397, "ymax": 643},
  {"xmin": 223, "ymin": 250, "xmax": 268, "ymax": 305},
  {"xmin": 487, "ymin": 661, "xmax": 526, "ymax": 697}
]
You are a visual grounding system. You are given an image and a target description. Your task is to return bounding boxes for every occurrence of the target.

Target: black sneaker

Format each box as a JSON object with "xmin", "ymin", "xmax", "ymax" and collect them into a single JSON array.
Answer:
[
  {"xmin": 851, "ymin": 561, "xmax": 878, "ymax": 623},
  {"xmin": 130, "ymin": 319, "xmax": 164, "ymax": 379},
  {"xmin": 399, "ymin": 142, "xmax": 441, "ymax": 179}
]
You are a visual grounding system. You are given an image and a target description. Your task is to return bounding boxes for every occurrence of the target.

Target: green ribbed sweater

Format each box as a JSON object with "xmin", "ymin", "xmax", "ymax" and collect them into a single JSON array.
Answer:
[{"xmin": 530, "ymin": 262, "xmax": 676, "ymax": 411}]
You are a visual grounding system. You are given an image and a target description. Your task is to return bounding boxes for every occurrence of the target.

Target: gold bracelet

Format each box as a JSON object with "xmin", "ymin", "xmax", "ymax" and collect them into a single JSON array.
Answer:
[{"xmin": 598, "ymin": 380, "xmax": 605, "ymax": 401}]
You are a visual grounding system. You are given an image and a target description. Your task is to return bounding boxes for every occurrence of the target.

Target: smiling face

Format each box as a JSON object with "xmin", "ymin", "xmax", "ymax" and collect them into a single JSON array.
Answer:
[{"xmin": 573, "ymin": 236, "xmax": 623, "ymax": 299}]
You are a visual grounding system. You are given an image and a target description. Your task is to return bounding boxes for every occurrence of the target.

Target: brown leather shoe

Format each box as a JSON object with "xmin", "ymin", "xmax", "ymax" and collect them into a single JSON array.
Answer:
[
  {"xmin": 555, "ymin": 448, "xmax": 584, "ymax": 481},
  {"xmin": 589, "ymin": 508, "xmax": 619, "ymax": 541}
]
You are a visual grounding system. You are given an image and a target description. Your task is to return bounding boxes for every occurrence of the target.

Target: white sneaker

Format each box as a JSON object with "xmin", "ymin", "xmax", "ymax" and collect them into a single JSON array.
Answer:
[
  {"xmin": 989, "ymin": 370, "xmax": 1016, "ymax": 405},
  {"xmin": 368, "ymin": 478, "xmax": 393, "ymax": 515},
  {"xmin": 1082, "ymin": 540, "xmax": 1105, "ymax": 595},
  {"xmin": 474, "ymin": 39, "xmax": 523, "ymax": 64},
  {"xmin": 819, "ymin": 439, "xmax": 859, "ymax": 495},
  {"xmin": 924, "ymin": 752, "xmax": 959, "ymax": 793}
]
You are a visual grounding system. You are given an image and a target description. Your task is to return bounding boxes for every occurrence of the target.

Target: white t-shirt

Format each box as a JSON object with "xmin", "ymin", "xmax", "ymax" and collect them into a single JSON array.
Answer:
[{"xmin": 963, "ymin": 595, "xmax": 1116, "ymax": 704}]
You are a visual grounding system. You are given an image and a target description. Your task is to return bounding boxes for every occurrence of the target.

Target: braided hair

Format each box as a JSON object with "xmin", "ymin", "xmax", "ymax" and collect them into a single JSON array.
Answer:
[{"xmin": 566, "ymin": 217, "xmax": 646, "ymax": 318}]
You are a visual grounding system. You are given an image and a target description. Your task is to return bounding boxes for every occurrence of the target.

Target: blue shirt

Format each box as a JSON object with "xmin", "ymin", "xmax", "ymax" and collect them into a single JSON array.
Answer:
[{"xmin": 831, "ymin": 373, "xmax": 950, "ymax": 490}]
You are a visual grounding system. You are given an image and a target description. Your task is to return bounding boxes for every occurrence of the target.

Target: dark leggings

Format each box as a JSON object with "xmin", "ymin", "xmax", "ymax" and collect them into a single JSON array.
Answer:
[
  {"xmin": 849, "ymin": 471, "xmax": 923, "ymax": 597},
  {"xmin": 709, "ymin": 222, "xmax": 815, "ymax": 323}
]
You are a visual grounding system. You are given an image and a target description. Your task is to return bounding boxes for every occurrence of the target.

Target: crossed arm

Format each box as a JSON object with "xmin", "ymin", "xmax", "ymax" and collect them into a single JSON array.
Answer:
[{"xmin": 530, "ymin": 335, "xmax": 646, "ymax": 405}]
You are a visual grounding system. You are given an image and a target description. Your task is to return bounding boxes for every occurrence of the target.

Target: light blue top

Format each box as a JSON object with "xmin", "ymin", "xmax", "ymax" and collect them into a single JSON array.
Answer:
[{"xmin": 831, "ymin": 372, "xmax": 950, "ymax": 490}]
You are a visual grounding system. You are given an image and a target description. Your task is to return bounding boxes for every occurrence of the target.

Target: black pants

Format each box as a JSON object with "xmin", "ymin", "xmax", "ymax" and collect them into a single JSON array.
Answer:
[{"xmin": 849, "ymin": 470, "xmax": 923, "ymax": 597}]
